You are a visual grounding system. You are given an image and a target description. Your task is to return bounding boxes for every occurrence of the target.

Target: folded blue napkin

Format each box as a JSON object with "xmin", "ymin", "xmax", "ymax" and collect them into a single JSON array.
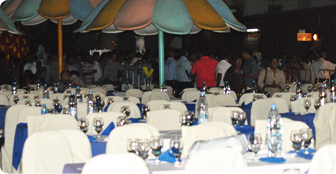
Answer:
[
  {"xmin": 235, "ymin": 125, "xmax": 254, "ymax": 137},
  {"xmin": 87, "ymin": 135, "xmax": 97, "ymax": 142},
  {"xmin": 101, "ymin": 122, "xmax": 115, "ymax": 136},
  {"xmin": 158, "ymin": 149, "xmax": 181, "ymax": 163},
  {"xmin": 288, "ymin": 148, "xmax": 314, "ymax": 160},
  {"xmin": 12, "ymin": 123, "xmax": 28, "ymax": 170},
  {"xmin": 259, "ymin": 157, "xmax": 286, "ymax": 163},
  {"xmin": 129, "ymin": 118, "xmax": 146, "ymax": 123},
  {"xmin": 104, "ymin": 104, "xmax": 110, "ymax": 112}
]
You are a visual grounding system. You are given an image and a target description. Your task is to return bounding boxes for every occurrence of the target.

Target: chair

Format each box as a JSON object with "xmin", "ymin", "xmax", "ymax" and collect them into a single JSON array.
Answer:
[
  {"xmin": 0, "ymin": 91, "xmax": 13, "ymax": 99},
  {"xmin": 314, "ymin": 103, "xmax": 336, "ymax": 150},
  {"xmin": 121, "ymin": 84, "xmax": 134, "ymax": 91},
  {"xmin": 22, "ymin": 130, "xmax": 91, "ymax": 173},
  {"xmin": 1, "ymin": 84, "xmax": 12, "ymax": 91},
  {"xmin": 62, "ymin": 98, "xmax": 88, "ymax": 108},
  {"xmin": 158, "ymin": 101, "xmax": 188, "ymax": 114},
  {"xmin": 210, "ymin": 107, "xmax": 245, "ymax": 124},
  {"xmin": 250, "ymin": 99, "xmax": 276, "ymax": 127},
  {"xmin": 107, "ymin": 101, "xmax": 141, "ymax": 119},
  {"xmin": 1, "ymin": 105, "xmax": 28, "ymax": 173},
  {"xmin": 149, "ymin": 91, "xmax": 170, "ymax": 101},
  {"xmin": 239, "ymin": 93, "xmax": 252, "ymax": 105},
  {"xmin": 82, "ymin": 153, "xmax": 148, "ymax": 174},
  {"xmin": 167, "ymin": 86, "xmax": 175, "ymax": 99},
  {"xmin": 290, "ymin": 97, "xmax": 317, "ymax": 114},
  {"xmin": 125, "ymin": 89, "xmax": 143, "ymax": 98},
  {"xmin": 106, "ymin": 124, "xmax": 159, "ymax": 154},
  {"xmin": 0, "ymin": 94, "xmax": 9, "ymax": 106},
  {"xmin": 122, "ymin": 96, "xmax": 140, "ymax": 104},
  {"xmin": 185, "ymin": 91, "xmax": 201, "ymax": 102},
  {"xmin": 90, "ymin": 87, "xmax": 107, "ymax": 95},
  {"xmin": 245, "ymin": 93, "xmax": 267, "ymax": 105},
  {"xmin": 181, "ymin": 122, "xmax": 237, "ymax": 158},
  {"xmin": 18, "ymin": 106, "xmax": 43, "ymax": 123},
  {"xmin": 146, "ymin": 100, "xmax": 169, "ymax": 117},
  {"xmin": 254, "ymin": 118, "xmax": 311, "ymax": 152},
  {"xmin": 9, "ymin": 94, "xmax": 40, "ymax": 106},
  {"xmin": 209, "ymin": 87, "xmax": 222, "ymax": 93},
  {"xmin": 147, "ymin": 109, "xmax": 181, "ymax": 131},
  {"xmin": 103, "ymin": 84, "xmax": 114, "ymax": 91},
  {"xmin": 141, "ymin": 84, "xmax": 154, "ymax": 91},
  {"xmin": 141, "ymin": 91, "xmax": 152, "ymax": 104},
  {"xmin": 85, "ymin": 112, "xmax": 126, "ymax": 134},
  {"xmin": 211, "ymin": 95, "xmax": 236, "ymax": 107},
  {"xmin": 27, "ymin": 114, "xmax": 79, "ymax": 136},
  {"xmin": 268, "ymin": 98, "xmax": 289, "ymax": 113},
  {"xmin": 103, "ymin": 96, "xmax": 123, "ymax": 108},
  {"xmin": 185, "ymin": 147, "xmax": 247, "ymax": 174},
  {"xmin": 302, "ymin": 84, "xmax": 313, "ymax": 93},
  {"xmin": 183, "ymin": 88, "xmax": 198, "ymax": 92},
  {"xmin": 308, "ymin": 144, "xmax": 336, "ymax": 174},
  {"xmin": 271, "ymin": 92, "xmax": 295, "ymax": 107},
  {"xmin": 182, "ymin": 89, "xmax": 199, "ymax": 102}
]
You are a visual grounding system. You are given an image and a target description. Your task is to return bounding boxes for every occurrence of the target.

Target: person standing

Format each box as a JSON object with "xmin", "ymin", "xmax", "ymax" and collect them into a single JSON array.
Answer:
[
  {"xmin": 164, "ymin": 50, "xmax": 176, "ymax": 88},
  {"xmin": 224, "ymin": 57, "xmax": 246, "ymax": 97},
  {"xmin": 190, "ymin": 50, "xmax": 218, "ymax": 89},
  {"xmin": 241, "ymin": 48, "xmax": 258, "ymax": 88},
  {"xmin": 97, "ymin": 52, "xmax": 124, "ymax": 88},
  {"xmin": 23, "ymin": 53, "xmax": 37, "ymax": 74},
  {"xmin": 176, "ymin": 49, "xmax": 193, "ymax": 92},
  {"xmin": 92, "ymin": 54, "xmax": 102, "ymax": 83},
  {"xmin": 311, "ymin": 51, "xmax": 336, "ymax": 83},
  {"xmin": 216, "ymin": 53, "xmax": 231, "ymax": 87}
]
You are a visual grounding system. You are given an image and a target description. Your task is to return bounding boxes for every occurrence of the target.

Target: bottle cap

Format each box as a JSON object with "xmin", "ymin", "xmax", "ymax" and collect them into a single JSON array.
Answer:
[
  {"xmin": 43, "ymin": 104, "xmax": 46, "ymax": 107},
  {"xmin": 298, "ymin": 82, "xmax": 301, "ymax": 84},
  {"xmin": 332, "ymin": 80, "xmax": 335, "ymax": 83},
  {"xmin": 77, "ymin": 86, "xmax": 80, "ymax": 89},
  {"xmin": 89, "ymin": 91, "xmax": 92, "ymax": 94},
  {"xmin": 271, "ymin": 104, "xmax": 277, "ymax": 110},
  {"xmin": 71, "ymin": 92, "xmax": 74, "ymax": 95}
]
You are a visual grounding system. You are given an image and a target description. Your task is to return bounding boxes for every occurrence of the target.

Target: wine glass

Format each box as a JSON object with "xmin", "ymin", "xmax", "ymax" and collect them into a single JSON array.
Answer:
[
  {"xmin": 248, "ymin": 133, "xmax": 262, "ymax": 160},
  {"xmin": 290, "ymin": 130, "xmax": 303, "ymax": 156},
  {"xmin": 307, "ymin": 86, "xmax": 313, "ymax": 92},
  {"xmin": 163, "ymin": 104, "xmax": 172, "ymax": 109},
  {"xmin": 186, "ymin": 111, "xmax": 195, "ymax": 126},
  {"xmin": 314, "ymin": 99, "xmax": 321, "ymax": 110},
  {"xmin": 300, "ymin": 128, "xmax": 313, "ymax": 154},
  {"xmin": 170, "ymin": 137, "xmax": 183, "ymax": 165},
  {"xmin": 137, "ymin": 139, "xmax": 150, "ymax": 160},
  {"xmin": 276, "ymin": 94, "xmax": 283, "ymax": 98},
  {"xmin": 117, "ymin": 116, "xmax": 128, "ymax": 126},
  {"xmin": 179, "ymin": 114, "xmax": 188, "ymax": 126},
  {"xmin": 230, "ymin": 111, "xmax": 239, "ymax": 127},
  {"xmin": 237, "ymin": 112, "xmax": 246, "ymax": 128},
  {"xmin": 123, "ymin": 97, "xmax": 130, "ymax": 102},
  {"xmin": 253, "ymin": 95, "xmax": 258, "ymax": 102},
  {"xmin": 13, "ymin": 95, "xmax": 19, "ymax": 104},
  {"xmin": 107, "ymin": 97, "xmax": 114, "ymax": 104},
  {"xmin": 150, "ymin": 136, "xmax": 163, "ymax": 164},
  {"xmin": 303, "ymin": 99, "xmax": 311, "ymax": 114},
  {"xmin": 25, "ymin": 100, "xmax": 32, "ymax": 106},
  {"xmin": 78, "ymin": 118, "xmax": 89, "ymax": 133},
  {"xmin": 127, "ymin": 138, "xmax": 139, "ymax": 154},
  {"xmin": 290, "ymin": 95, "xmax": 296, "ymax": 101},
  {"xmin": 93, "ymin": 117, "xmax": 104, "ymax": 138},
  {"xmin": 120, "ymin": 106, "xmax": 131, "ymax": 118},
  {"xmin": 285, "ymin": 85, "xmax": 290, "ymax": 92},
  {"xmin": 142, "ymin": 104, "xmax": 150, "ymax": 120},
  {"xmin": 35, "ymin": 100, "xmax": 41, "ymax": 107}
]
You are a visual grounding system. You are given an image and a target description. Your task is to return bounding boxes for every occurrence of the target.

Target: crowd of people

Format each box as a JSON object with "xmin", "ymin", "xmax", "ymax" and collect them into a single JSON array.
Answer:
[{"xmin": 1, "ymin": 44, "xmax": 335, "ymax": 97}]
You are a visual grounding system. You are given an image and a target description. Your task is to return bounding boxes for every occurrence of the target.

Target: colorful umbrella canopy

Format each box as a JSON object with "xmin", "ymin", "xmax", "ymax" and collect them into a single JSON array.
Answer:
[
  {"xmin": 75, "ymin": 0, "xmax": 246, "ymax": 35},
  {"xmin": 0, "ymin": 7, "xmax": 21, "ymax": 34}
]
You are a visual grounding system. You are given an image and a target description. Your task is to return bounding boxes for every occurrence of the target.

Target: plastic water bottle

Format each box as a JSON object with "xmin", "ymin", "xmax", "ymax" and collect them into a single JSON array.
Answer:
[
  {"xmin": 222, "ymin": 83, "xmax": 227, "ymax": 94},
  {"xmin": 320, "ymin": 83, "xmax": 327, "ymax": 106},
  {"xmin": 54, "ymin": 80, "xmax": 59, "ymax": 93},
  {"xmin": 43, "ymin": 84, "xmax": 49, "ymax": 99},
  {"xmin": 296, "ymin": 82, "xmax": 302, "ymax": 100},
  {"xmin": 12, "ymin": 79, "xmax": 17, "ymax": 95},
  {"xmin": 146, "ymin": 79, "xmax": 151, "ymax": 91},
  {"xmin": 266, "ymin": 104, "xmax": 284, "ymax": 157},
  {"xmin": 330, "ymin": 80, "xmax": 336, "ymax": 102},
  {"xmin": 197, "ymin": 83, "xmax": 209, "ymax": 124},
  {"xmin": 36, "ymin": 79, "xmax": 41, "ymax": 90},
  {"xmin": 69, "ymin": 92, "xmax": 77, "ymax": 119},
  {"xmin": 226, "ymin": 81, "xmax": 231, "ymax": 94},
  {"xmin": 75, "ymin": 86, "xmax": 83, "ymax": 103},
  {"xmin": 68, "ymin": 80, "xmax": 72, "ymax": 89},
  {"xmin": 41, "ymin": 104, "xmax": 47, "ymax": 114},
  {"xmin": 252, "ymin": 80, "xmax": 257, "ymax": 93},
  {"xmin": 87, "ymin": 91, "xmax": 95, "ymax": 114}
]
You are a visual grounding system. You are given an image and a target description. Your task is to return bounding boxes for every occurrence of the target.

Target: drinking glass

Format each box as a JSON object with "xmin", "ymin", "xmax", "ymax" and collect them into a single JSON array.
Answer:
[
  {"xmin": 117, "ymin": 116, "xmax": 128, "ymax": 126},
  {"xmin": 137, "ymin": 139, "xmax": 150, "ymax": 160},
  {"xmin": 290, "ymin": 130, "xmax": 303, "ymax": 156},
  {"xmin": 237, "ymin": 112, "xmax": 246, "ymax": 128},
  {"xmin": 150, "ymin": 136, "xmax": 163, "ymax": 164},
  {"xmin": 25, "ymin": 100, "xmax": 32, "ymax": 106},
  {"xmin": 63, "ymin": 107, "xmax": 69, "ymax": 114},
  {"xmin": 248, "ymin": 133, "xmax": 262, "ymax": 160},
  {"xmin": 307, "ymin": 86, "xmax": 313, "ymax": 92},
  {"xmin": 290, "ymin": 95, "xmax": 296, "ymax": 101},
  {"xmin": 142, "ymin": 104, "xmax": 150, "ymax": 120},
  {"xmin": 186, "ymin": 111, "xmax": 195, "ymax": 126},
  {"xmin": 123, "ymin": 97, "xmax": 130, "ymax": 102},
  {"xmin": 285, "ymin": 85, "xmax": 290, "ymax": 92},
  {"xmin": 179, "ymin": 114, "xmax": 188, "ymax": 126},
  {"xmin": 13, "ymin": 95, "xmax": 19, "ymax": 104},
  {"xmin": 230, "ymin": 111, "xmax": 239, "ymax": 127},
  {"xmin": 78, "ymin": 118, "xmax": 89, "ymax": 133},
  {"xmin": 35, "ymin": 100, "xmax": 41, "ymax": 107},
  {"xmin": 107, "ymin": 97, "xmax": 114, "ymax": 104},
  {"xmin": 127, "ymin": 138, "xmax": 139, "ymax": 154},
  {"xmin": 253, "ymin": 95, "xmax": 258, "ymax": 102},
  {"xmin": 120, "ymin": 106, "xmax": 131, "ymax": 117},
  {"xmin": 303, "ymin": 99, "xmax": 311, "ymax": 114},
  {"xmin": 34, "ymin": 95, "xmax": 39, "ymax": 100},
  {"xmin": 314, "ymin": 99, "xmax": 321, "ymax": 110},
  {"xmin": 170, "ymin": 137, "xmax": 183, "ymax": 165},
  {"xmin": 93, "ymin": 117, "xmax": 104, "ymax": 138},
  {"xmin": 300, "ymin": 128, "xmax": 313, "ymax": 154}
]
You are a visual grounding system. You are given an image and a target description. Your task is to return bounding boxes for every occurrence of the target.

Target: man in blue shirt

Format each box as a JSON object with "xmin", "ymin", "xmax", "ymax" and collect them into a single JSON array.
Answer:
[
  {"xmin": 241, "ymin": 48, "xmax": 258, "ymax": 88},
  {"xmin": 164, "ymin": 50, "xmax": 176, "ymax": 88},
  {"xmin": 176, "ymin": 50, "xmax": 193, "ymax": 95}
]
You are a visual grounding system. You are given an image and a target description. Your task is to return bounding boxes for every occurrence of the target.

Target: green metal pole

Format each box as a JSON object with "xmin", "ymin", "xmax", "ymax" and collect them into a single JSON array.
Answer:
[{"xmin": 158, "ymin": 30, "xmax": 164, "ymax": 88}]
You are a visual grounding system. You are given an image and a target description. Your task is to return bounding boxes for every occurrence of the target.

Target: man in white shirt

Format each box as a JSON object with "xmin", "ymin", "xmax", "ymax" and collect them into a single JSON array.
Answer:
[
  {"xmin": 311, "ymin": 51, "xmax": 336, "ymax": 83},
  {"xmin": 23, "ymin": 53, "xmax": 37, "ymax": 74},
  {"xmin": 216, "ymin": 54, "xmax": 231, "ymax": 87},
  {"xmin": 93, "ymin": 59, "xmax": 102, "ymax": 83},
  {"xmin": 176, "ymin": 50, "xmax": 193, "ymax": 93}
]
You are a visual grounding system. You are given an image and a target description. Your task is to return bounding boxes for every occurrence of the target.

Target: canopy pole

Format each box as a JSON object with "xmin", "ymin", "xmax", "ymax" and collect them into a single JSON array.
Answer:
[
  {"xmin": 58, "ymin": 19, "xmax": 63, "ymax": 80},
  {"xmin": 158, "ymin": 30, "xmax": 164, "ymax": 88}
]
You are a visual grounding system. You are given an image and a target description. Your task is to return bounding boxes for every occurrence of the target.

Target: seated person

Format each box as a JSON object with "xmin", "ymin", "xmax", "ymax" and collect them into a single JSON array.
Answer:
[
  {"xmin": 69, "ymin": 70, "xmax": 84, "ymax": 87},
  {"xmin": 258, "ymin": 58, "xmax": 286, "ymax": 96}
]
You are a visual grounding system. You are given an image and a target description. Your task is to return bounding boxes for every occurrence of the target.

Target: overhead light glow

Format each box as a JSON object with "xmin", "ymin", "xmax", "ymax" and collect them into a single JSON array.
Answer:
[{"xmin": 247, "ymin": 28, "xmax": 259, "ymax": 32}]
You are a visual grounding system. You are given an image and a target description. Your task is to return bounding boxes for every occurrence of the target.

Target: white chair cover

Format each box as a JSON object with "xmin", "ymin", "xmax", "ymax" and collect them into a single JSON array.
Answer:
[
  {"xmin": 185, "ymin": 147, "xmax": 247, "ymax": 174},
  {"xmin": 107, "ymin": 101, "xmax": 141, "ymax": 119},
  {"xmin": 22, "ymin": 130, "xmax": 91, "ymax": 173},
  {"xmin": 90, "ymin": 87, "xmax": 107, "ymax": 95},
  {"xmin": 1, "ymin": 84, "xmax": 12, "ymax": 91},
  {"xmin": 106, "ymin": 124, "xmax": 159, "ymax": 154},
  {"xmin": 245, "ymin": 93, "xmax": 267, "ymax": 105},
  {"xmin": 27, "ymin": 114, "xmax": 79, "ymax": 136},
  {"xmin": 147, "ymin": 100, "xmax": 168, "ymax": 111},
  {"xmin": 272, "ymin": 92, "xmax": 296, "ymax": 107},
  {"xmin": 209, "ymin": 87, "xmax": 222, "ymax": 92},
  {"xmin": 250, "ymin": 99, "xmax": 276, "ymax": 127},
  {"xmin": 211, "ymin": 95, "xmax": 236, "ymax": 107},
  {"xmin": 82, "ymin": 153, "xmax": 149, "ymax": 174},
  {"xmin": 141, "ymin": 91, "xmax": 152, "ymax": 104},
  {"xmin": 9, "ymin": 94, "xmax": 40, "ymax": 106},
  {"xmin": 1, "ymin": 105, "xmax": 28, "ymax": 173},
  {"xmin": 213, "ymin": 168, "xmax": 261, "ymax": 174},
  {"xmin": 125, "ymin": 89, "xmax": 143, "ymax": 98},
  {"xmin": 268, "ymin": 98, "xmax": 289, "ymax": 113},
  {"xmin": 182, "ymin": 89, "xmax": 199, "ymax": 102},
  {"xmin": 149, "ymin": 92, "xmax": 170, "ymax": 101},
  {"xmin": 183, "ymin": 88, "xmax": 198, "ymax": 92},
  {"xmin": 62, "ymin": 97, "xmax": 88, "ymax": 106},
  {"xmin": 147, "ymin": 109, "xmax": 181, "ymax": 131},
  {"xmin": 85, "ymin": 112, "xmax": 126, "ymax": 134},
  {"xmin": 181, "ymin": 122, "xmax": 237, "ymax": 158},
  {"xmin": 308, "ymin": 144, "xmax": 336, "ymax": 174},
  {"xmin": 0, "ymin": 94, "xmax": 9, "ymax": 106},
  {"xmin": 18, "ymin": 106, "xmax": 42, "ymax": 123},
  {"xmin": 239, "ymin": 93, "xmax": 252, "ymax": 105},
  {"xmin": 302, "ymin": 84, "xmax": 313, "ymax": 93},
  {"xmin": 141, "ymin": 84, "xmax": 154, "ymax": 91},
  {"xmin": 0, "ymin": 91, "xmax": 12, "ymax": 99},
  {"xmin": 210, "ymin": 107, "xmax": 245, "ymax": 124},
  {"xmin": 185, "ymin": 91, "xmax": 200, "ymax": 102},
  {"xmin": 254, "ymin": 118, "xmax": 311, "ymax": 152},
  {"xmin": 290, "ymin": 97, "xmax": 317, "ymax": 114},
  {"xmin": 77, "ymin": 103, "xmax": 88, "ymax": 119},
  {"xmin": 103, "ymin": 84, "xmax": 114, "ymax": 91},
  {"xmin": 103, "ymin": 96, "xmax": 123, "ymax": 108},
  {"xmin": 158, "ymin": 101, "xmax": 188, "ymax": 114},
  {"xmin": 122, "ymin": 96, "xmax": 140, "ymax": 104},
  {"xmin": 314, "ymin": 103, "xmax": 336, "ymax": 150},
  {"xmin": 121, "ymin": 84, "xmax": 134, "ymax": 91}
]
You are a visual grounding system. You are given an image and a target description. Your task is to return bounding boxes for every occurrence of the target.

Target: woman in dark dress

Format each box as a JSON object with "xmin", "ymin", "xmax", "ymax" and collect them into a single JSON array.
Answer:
[{"xmin": 224, "ymin": 56, "xmax": 246, "ymax": 98}]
